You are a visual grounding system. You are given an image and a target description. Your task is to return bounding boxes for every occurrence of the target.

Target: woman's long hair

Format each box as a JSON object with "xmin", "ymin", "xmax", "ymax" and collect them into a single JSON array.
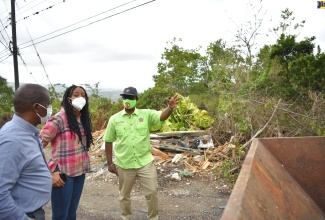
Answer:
[{"xmin": 61, "ymin": 85, "xmax": 93, "ymax": 151}]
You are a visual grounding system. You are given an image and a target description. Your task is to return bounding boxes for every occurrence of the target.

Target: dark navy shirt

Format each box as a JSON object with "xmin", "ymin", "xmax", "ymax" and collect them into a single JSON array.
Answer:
[{"xmin": 0, "ymin": 114, "xmax": 52, "ymax": 219}]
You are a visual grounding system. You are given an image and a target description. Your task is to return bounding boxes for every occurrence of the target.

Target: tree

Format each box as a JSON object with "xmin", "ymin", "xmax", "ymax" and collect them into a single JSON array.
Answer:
[
  {"xmin": 0, "ymin": 76, "xmax": 14, "ymax": 127},
  {"xmin": 153, "ymin": 38, "xmax": 207, "ymax": 96},
  {"xmin": 251, "ymin": 8, "xmax": 325, "ymax": 99},
  {"xmin": 233, "ymin": 0, "xmax": 267, "ymax": 74},
  {"xmin": 137, "ymin": 86, "xmax": 175, "ymax": 110},
  {"xmin": 205, "ymin": 40, "xmax": 244, "ymax": 94}
]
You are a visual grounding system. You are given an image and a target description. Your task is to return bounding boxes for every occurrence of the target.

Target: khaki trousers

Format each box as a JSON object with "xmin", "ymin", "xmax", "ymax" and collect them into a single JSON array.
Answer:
[{"xmin": 117, "ymin": 161, "xmax": 158, "ymax": 220}]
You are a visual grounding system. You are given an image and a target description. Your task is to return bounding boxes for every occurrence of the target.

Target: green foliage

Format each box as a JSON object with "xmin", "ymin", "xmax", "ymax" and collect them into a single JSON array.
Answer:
[
  {"xmin": 273, "ymin": 8, "xmax": 305, "ymax": 38},
  {"xmin": 89, "ymin": 96, "xmax": 116, "ymax": 131},
  {"xmin": 137, "ymin": 86, "xmax": 176, "ymax": 110},
  {"xmin": 0, "ymin": 77, "xmax": 14, "ymax": 128},
  {"xmin": 160, "ymin": 94, "xmax": 214, "ymax": 132},
  {"xmin": 0, "ymin": 76, "xmax": 14, "ymax": 119},
  {"xmin": 215, "ymin": 145, "xmax": 246, "ymax": 186},
  {"xmin": 83, "ymin": 82, "xmax": 101, "ymax": 98},
  {"xmin": 205, "ymin": 40, "xmax": 245, "ymax": 96},
  {"xmin": 101, "ymin": 155, "xmax": 107, "ymax": 162},
  {"xmin": 256, "ymin": 8, "xmax": 325, "ymax": 100},
  {"xmin": 153, "ymin": 38, "xmax": 208, "ymax": 96},
  {"xmin": 179, "ymin": 169, "xmax": 194, "ymax": 178}
]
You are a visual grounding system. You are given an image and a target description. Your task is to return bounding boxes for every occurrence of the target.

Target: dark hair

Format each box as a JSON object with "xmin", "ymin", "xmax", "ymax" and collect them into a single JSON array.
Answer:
[
  {"xmin": 61, "ymin": 85, "xmax": 93, "ymax": 151},
  {"xmin": 14, "ymin": 84, "xmax": 49, "ymax": 113}
]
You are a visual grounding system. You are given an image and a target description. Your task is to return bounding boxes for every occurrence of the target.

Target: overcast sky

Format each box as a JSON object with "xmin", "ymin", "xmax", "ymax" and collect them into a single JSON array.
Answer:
[{"xmin": 0, "ymin": 0, "xmax": 324, "ymax": 92}]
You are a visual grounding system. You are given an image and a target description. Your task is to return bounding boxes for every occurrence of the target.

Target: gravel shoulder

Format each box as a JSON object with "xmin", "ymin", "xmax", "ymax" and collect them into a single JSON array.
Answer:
[{"xmin": 43, "ymin": 148, "xmax": 231, "ymax": 220}]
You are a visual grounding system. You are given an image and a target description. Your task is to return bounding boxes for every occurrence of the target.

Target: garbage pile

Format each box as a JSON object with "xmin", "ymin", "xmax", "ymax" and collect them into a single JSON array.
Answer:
[{"xmin": 89, "ymin": 129, "xmax": 237, "ymax": 178}]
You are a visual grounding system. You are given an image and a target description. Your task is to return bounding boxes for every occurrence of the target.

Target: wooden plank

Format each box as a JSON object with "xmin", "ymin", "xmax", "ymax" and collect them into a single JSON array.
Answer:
[
  {"xmin": 151, "ymin": 147, "xmax": 170, "ymax": 160},
  {"xmin": 200, "ymin": 159, "xmax": 211, "ymax": 170}
]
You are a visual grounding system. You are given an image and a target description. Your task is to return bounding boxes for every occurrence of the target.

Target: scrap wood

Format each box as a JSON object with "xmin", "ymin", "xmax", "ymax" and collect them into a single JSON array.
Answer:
[
  {"xmin": 184, "ymin": 161, "xmax": 197, "ymax": 172},
  {"xmin": 211, "ymin": 133, "xmax": 222, "ymax": 146},
  {"xmin": 206, "ymin": 152, "xmax": 229, "ymax": 161},
  {"xmin": 154, "ymin": 145, "xmax": 201, "ymax": 155},
  {"xmin": 221, "ymin": 143, "xmax": 236, "ymax": 155},
  {"xmin": 167, "ymin": 152, "xmax": 176, "ymax": 157},
  {"xmin": 172, "ymin": 153, "xmax": 183, "ymax": 164},
  {"xmin": 154, "ymin": 159, "xmax": 170, "ymax": 165},
  {"xmin": 164, "ymin": 143, "xmax": 203, "ymax": 153},
  {"xmin": 216, "ymin": 152, "xmax": 230, "ymax": 159},
  {"xmin": 89, "ymin": 129, "xmax": 105, "ymax": 152},
  {"xmin": 200, "ymin": 159, "xmax": 211, "ymax": 170},
  {"xmin": 228, "ymin": 166, "xmax": 240, "ymax": 173},
  {"xmin": 151, "ymin": 146, "xmax": 170, "ymax": 160}
]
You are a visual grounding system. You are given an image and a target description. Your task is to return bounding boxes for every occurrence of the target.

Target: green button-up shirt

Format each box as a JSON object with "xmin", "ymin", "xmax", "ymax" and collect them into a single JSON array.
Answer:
[{"xmin": 103, "ymin": 108, "xmax": 163, "ymax": 169}]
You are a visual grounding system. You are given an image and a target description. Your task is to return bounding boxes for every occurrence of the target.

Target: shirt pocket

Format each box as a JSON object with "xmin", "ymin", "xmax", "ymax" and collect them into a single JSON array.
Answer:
[
  {"xmin": 136, "ymin": 122, "xmax": 148, "ymax": 136},
  {"xmin": 115, "ymin": 123, "xmax": 126, "ymax": 137}
]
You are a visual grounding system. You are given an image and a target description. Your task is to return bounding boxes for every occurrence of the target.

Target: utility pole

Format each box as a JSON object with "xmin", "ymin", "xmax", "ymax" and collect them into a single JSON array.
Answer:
[{"xmin": 11, "ymin": 0, "xmax": 19, "ymax": 90}]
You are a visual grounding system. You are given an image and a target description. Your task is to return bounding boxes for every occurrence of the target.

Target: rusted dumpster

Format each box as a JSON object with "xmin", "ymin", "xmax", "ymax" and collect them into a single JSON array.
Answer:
[{"xmin": 221, "ymin": 137, "xmax": 325, "ymax": 220}]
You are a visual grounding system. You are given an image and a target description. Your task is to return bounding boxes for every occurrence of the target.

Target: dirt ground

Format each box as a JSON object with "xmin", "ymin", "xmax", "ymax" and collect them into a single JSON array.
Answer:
[{"xmin": 43, "ymin": 149, "xmax": 231, "ymax": 220}]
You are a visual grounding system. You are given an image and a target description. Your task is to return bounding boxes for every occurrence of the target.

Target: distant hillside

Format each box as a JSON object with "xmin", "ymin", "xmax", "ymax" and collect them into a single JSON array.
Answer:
[{"xmin": 7, "ymin": 82, "xmax": 123, "ymax": 102}]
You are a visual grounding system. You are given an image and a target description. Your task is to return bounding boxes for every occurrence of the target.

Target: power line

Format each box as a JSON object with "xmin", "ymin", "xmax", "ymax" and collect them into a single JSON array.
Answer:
[
  {"xmin": 0, "ymin": 0, "xmax": 63, "ymax": 35},
  {"xmin": 15, "ymin": 1, "xmax": 57, "ymax": 95},
  {"xmin": 0, "ymin": 0, "xmax": 156, "ymax": 62},
  {"xmin": 0, "ymin": 15, "xmax": 10, "ymax": 48},
  {"xmin": 0, "ymin": 0, "xmax": 11, "ymax": 34},
  {"xmin": 0, "ymin": 1, "xmax": 12, "ymax": 62},
  {"xmin": 0, "ymin": 54, "xmax": 10, "ymax": 62},
  {"xmin": 0, "ymin": 0, "xmax": 48, "ymax": 18},
  {"xmin": 17, "ymin": 53, "xmax": 39, "ymax": 83},
  {"xmin": 16, "ymin": 0, "xmax": 52, "ymax": 15},
  {"xmin": 19, "ymin": 0, "xmax": 156, "ymax": 49},
  {"xmin": 18, "ymin": 0, "xmax": 136, "ymax": 47},
  {"xmin": 16, "ymin": 0, "xmax": 66, "ymax": 23}
]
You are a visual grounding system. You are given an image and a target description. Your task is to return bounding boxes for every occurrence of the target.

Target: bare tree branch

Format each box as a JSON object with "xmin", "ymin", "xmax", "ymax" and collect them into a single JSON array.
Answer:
[{"xmin": 243, "ymin": 99, "xmax": 281, "ymax": 148}]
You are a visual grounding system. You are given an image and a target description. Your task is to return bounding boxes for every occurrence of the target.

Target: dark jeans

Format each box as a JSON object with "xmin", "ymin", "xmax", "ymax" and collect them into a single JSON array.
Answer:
[
  {"xmin": 51, "ymin": 173, "xmax": 85, "ymax": 220},
  {"xmin": 26, "ymin": 207, "xmax": 45, "ymax": 220}
]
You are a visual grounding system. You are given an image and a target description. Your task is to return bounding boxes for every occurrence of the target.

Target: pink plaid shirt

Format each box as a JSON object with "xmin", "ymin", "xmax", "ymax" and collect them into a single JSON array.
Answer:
[{"xmin": 40, "ymin": 107, "xmax": 91, "ymax": 177}]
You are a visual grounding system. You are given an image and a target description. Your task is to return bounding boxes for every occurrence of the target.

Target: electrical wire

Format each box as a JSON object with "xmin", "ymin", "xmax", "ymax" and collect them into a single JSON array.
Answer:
[
  {"xmin": 17, "ymin": 53, "xmax": 39, "ymax": 83},
  {"xmin": 16, "ymin": 0, "xmax": 66, "ymax": 23},
  {"xmin": 0, "ymin": 0, "xmax": 44, "ymax": 18},
  {"xmin": 16, "ymin": 0, "xmax": 51, "ymax": 15},
  {"xmin": 0, "ymin": 0, "xmax": 11, "ymax": 33},
  {"xmin": 0, "ymin": 48, "xmax": 10, "ymax": 60},
  {"xmin": 19, "ymin": 0, "xmax": 156, "ymax": 49},
  {"xmin": 18, "ymin": 0, "xmax": 136, "ymax": 47},
  {"xmin": 16, "ymin": 2, "xmax": 56, "ymax": 93},
  {"xmin": 0, "ymin": 16, "xmax": 10, "ymax": 49},
  {"xmin": 0, "ymin": 54, "xmax": 10, "ymax": 62}
]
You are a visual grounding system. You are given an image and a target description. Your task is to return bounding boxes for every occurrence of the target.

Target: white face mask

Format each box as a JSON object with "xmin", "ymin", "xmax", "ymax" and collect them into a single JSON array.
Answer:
[
  {"xmin": 36, "ymin": 104, "xmax": 52, "ymax": 125},
  {"xmin": 70, "ymin": 97, "xmax": 86, "ymax": 111}
]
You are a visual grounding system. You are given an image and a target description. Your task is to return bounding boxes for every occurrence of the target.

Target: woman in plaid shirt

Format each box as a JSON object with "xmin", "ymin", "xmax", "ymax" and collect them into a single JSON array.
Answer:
[{"xmin": 40, "ymin": 85, "xmax": 93, "ymax": 220}]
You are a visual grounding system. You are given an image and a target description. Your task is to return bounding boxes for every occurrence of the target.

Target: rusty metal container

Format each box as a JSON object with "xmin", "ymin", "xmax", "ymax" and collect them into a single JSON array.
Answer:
[{"xmin": 221, "ymin": 137, "xmax": 325, "ymax": 220}]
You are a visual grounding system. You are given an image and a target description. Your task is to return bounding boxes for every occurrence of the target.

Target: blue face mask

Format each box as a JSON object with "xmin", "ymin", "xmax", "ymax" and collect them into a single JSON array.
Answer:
[{"xmin": 123, "ymin": 99, "xmax": 136, "ymax": 109}]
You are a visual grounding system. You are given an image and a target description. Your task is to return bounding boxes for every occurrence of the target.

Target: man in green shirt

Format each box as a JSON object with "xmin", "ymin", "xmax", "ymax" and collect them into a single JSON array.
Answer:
[{"xmin": 103, "ymin": 86, "xmax": 179, "ymax": 220}]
